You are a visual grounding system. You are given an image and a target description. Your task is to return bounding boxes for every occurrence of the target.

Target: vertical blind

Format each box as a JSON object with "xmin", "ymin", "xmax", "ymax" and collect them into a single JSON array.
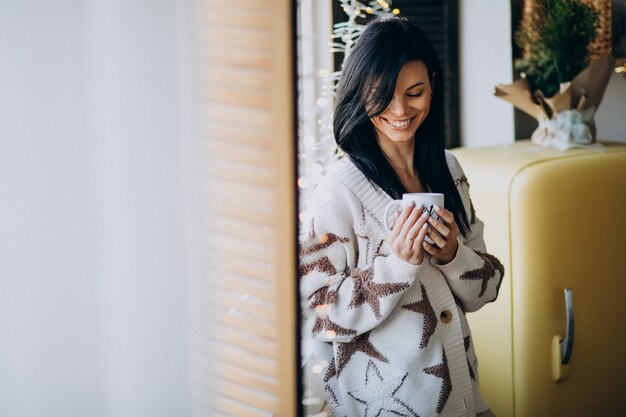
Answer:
[{"xmin": 196, "ymin": 0, "xmax": 297, "ymax": 416}]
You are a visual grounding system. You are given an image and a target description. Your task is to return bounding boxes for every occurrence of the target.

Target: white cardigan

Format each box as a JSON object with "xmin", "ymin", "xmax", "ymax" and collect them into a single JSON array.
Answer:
[{"xmin": 300, "ymin": 151, "xmax": 504, "ymax": 417}]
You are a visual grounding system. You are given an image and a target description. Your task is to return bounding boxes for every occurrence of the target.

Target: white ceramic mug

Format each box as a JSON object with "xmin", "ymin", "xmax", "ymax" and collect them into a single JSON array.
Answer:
[{"xmin": 383, "ymin": 193, "xmax": 445, "ymax": 234}]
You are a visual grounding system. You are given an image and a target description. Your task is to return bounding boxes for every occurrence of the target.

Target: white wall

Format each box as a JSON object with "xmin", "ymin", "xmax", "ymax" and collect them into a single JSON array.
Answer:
[
  {"xmin": 0, "ymin": 1, "xmax": 199, "ymax": 416},
  {"xmin": 596, "ymin": 71, "xmax": 626, "ymax": 142},
  {"xmin": 459, "ymin": 0, "xmax": 515, "ymax": 148}
]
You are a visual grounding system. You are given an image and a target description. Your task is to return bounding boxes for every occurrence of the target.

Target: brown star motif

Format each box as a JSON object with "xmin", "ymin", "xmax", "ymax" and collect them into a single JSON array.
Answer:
[
  {"xmin": 460, "ymin": 252, "xmax": 504, "ymax": 297},
  {"xmin": 336, "ymin": 331, "xmax": 389, "ymax": 376},
  {"xmin": 309, "ymin": 286, "xmax": 337, "ymax": 309},
  {"xmin": 423, "ymin": 347, "xmax": 452, "ymax": 414},
  {"xmin": 324, "ymin": 357, "xmax": 337, "ymax": 382},
  {"xmin": 454, "ymin": 175, "xmax": 470, "ymax": 188},
  {"xmin": 373, "ymin": 239, "xmax": 386, "ymax": 258},
  {"xmin": 301, "ymin": 217, "xmax": 350, "ymax": 255},
  {"xmin": 300, "ymin": 232, "xmax": 351, "ymax": 257},
  {"xmin": 402, "ymin": 283, "xmax": 438, "ymax": 349},
  {"xmin": 356, "ymin": 232, "xmax": 372, "ymax": 262},
  {"xmin": 312, "ymin": 316, "xmax": 357, "ymax": 339},
  {"xmin": 348, "ymin": 267, "xmax": 410, "ymax": 319},
  {"xmin": 300, "ymin": 256, "xmax": 337, "ymax": 277}
]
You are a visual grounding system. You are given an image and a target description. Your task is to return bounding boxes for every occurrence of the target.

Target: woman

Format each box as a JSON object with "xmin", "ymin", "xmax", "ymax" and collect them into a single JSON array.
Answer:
[{"xmin": 300, "ymin": 17, "xmax": 503, "ymax": 417}]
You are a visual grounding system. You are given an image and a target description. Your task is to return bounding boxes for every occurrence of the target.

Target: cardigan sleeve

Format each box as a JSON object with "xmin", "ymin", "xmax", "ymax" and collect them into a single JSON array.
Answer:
[
  {"xmin": 429, "ymin": 152, "xmax": 505, "ymax": 312},
  {"xmin": 300, "ymin": 180, "xmax": 421, "ymax": 343}
]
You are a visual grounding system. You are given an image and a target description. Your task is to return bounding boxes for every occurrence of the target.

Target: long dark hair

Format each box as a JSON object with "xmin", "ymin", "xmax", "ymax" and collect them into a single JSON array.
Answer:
[{"xmin": 333, "ymin": 17, "xmax": 470, "ymax": 237}]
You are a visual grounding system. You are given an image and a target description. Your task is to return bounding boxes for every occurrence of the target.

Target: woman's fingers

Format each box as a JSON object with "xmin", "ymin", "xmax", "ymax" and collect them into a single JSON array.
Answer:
[
  {"xmin": 426, "ymin": 225, "xmax": 447, "ymax": 248},
  {"xmin": 407, "ymin": 211, "xmax": 428, "ymax": 240},
  {"xmin": 422, "ymin": 240, "xmax": 440, "ymax": 255},
  {"xmin": 435, "ymin": 206, "xmax": 454, "ymax": 224},
  {"xmin": 434, "ymin": 207, "xmax": 460, "ymax": 234},
  {"xmin": 427, "ymin": 216, "xmax": 451, "ymax": 239},
  {"xmin": 390, "ymin": 203, "xmax": 414, "ymax": 237},
  {"xmin": 388, "ymin": 210, "xmax": 401, "ymax": 230},
  {"xmin": 412, "ymin": 220, "xmax": 429, "ymax": 248},
  {"xmin": 399, "ymin": 204, "xmax": 423, "ymax": 240}
]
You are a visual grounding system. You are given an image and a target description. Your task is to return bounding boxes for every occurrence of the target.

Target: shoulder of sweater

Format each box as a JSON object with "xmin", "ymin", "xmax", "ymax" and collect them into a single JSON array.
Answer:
[
  {"xmin": 316, "ymin": 157, "xmax": 363, "ymax": 193},
  {"xmin": 444, "ymin": 149, "xmax": 464, "ymax": 179}
]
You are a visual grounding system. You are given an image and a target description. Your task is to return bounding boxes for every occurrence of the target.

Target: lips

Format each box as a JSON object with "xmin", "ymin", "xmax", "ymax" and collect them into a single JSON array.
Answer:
[{"xmin": 383, "ymin": 117, "xmax": 415, "ymax": 128}]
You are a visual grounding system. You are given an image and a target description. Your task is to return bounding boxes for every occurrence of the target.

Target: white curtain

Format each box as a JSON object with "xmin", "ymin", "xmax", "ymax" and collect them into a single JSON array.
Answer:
[{"xmin": 0, "ymin": 1, "xmax": 204, "ymax": 416}]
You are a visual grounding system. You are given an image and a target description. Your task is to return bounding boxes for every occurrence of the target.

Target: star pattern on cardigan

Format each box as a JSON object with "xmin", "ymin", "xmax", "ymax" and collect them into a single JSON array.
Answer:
[
  {"xmin": 336, "ymin": 331, "xmax": 389, "ymax": 377},
  {"xmin": 355, "ymin": 204, "xmax": 388, "ymax": 264},
  {"xmin": 300, "ymin": 256, "xmax": 336, "ymax": 277},
  {"xmin": 325, "ymin": 385, "xmax": 350, "ymax": 417},
  {"xmin": 423, "ymin": 347, "xmax": 452, "ymax": 414},
  {"xmin": 300, "ymin": 232, "xmax": 351, "ymax": 257},
  {"xmin": 324, "ymin": 357, "xmax": 337, "ymax": 382},
  {"xmin": 373, "ymin": 239, "xmax": 386, "ymax": 258},
  {"xmin": 454, "ymin": 175, "xmax": 470, "ymax": 188},
  {"xmin": 312, "ymin": 316, "xmax": 357, "ymax": 340},
  {"xmin": 348, "ymin": 360, "xmax": 419, "ymax": 417},
  {"xmin": 460, "ymin": 252, "xmax": 505, "ymax": 297},
  {"xmin": 300, "ymin": 216, "xmax": 350, "ymax": 256},
  {"xmin": 402, "ymin": 283, "xmax": 438, "ymax": 349},
  {"xmin": 308, "ymin": 286, "xmax": 337, "ymax": 309},
  {"xmin": 347, "ymin": 266, "xmax": 410, "ymax": 319}
]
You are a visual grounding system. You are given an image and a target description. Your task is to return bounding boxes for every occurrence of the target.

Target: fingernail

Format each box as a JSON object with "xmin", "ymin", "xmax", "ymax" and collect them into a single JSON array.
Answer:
[
  {"xmin": 421, "ymin": 223, "xmax": 427, "ymax": 229},
  {"xmin": 433, "ymin": 205, "xmax": 441, "ymax": 212},
  {"xmin": 407, "ymin": 201, "xmax": 415, "ymax": 208},
  {"xmin": 421, "ymin": 212, "xmax": 429, "ymax": 218},
  {"xmin": 416, "ymin": 203, "xmax": 423, "ymax": 210}
]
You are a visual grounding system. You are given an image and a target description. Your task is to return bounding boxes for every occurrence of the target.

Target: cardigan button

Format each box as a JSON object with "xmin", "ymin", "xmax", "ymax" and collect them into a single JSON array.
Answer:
[{"xmin": 440, "ymin": 309, "xmax": 453, "ymax": 324}]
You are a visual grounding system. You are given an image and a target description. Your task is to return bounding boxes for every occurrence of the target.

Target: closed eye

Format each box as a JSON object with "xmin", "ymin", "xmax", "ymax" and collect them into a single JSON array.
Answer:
[{"xmin": 407, "ymin": 92, "xmax": 424, "ymax": 97}]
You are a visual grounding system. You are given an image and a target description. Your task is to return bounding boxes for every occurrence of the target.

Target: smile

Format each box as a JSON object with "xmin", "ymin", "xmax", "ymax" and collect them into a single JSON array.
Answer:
[{"xmin": 383, "ymin": 117, "xmax": 415, "ymax": 128}]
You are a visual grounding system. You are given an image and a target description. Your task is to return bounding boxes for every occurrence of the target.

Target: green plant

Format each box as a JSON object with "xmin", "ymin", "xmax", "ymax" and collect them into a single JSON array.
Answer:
[{"xmin": 515, "ymin": 0, "xmax": 599, "ymax": 97}]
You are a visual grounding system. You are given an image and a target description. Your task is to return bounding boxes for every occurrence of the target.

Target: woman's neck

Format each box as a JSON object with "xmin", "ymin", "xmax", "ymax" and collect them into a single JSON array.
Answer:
[
  {"xmin": 377, "ymin": 136, "xmax": 424, "ymax": 192},
  {"xmin": 377, "ymin": 136, "xmax": 415, "ymax": 177}
]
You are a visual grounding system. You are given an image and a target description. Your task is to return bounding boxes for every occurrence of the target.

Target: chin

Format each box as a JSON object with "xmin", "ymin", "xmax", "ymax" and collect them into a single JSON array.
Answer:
[{"xmin": 383, "ymin": 129, "xmax": 418, "ymax": 144}]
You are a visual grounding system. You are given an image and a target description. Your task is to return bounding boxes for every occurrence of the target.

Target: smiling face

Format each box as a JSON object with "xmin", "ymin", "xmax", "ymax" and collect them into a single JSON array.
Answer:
[{"xmin": 368, "ymin": 60, "xmax": 432, "ymax": 146}]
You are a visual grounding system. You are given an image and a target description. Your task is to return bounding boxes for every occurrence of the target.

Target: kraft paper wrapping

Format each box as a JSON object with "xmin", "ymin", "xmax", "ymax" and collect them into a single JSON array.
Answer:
[{"xmin": 495, "ymin": 56, "xmax": 615, "ymax": 149}]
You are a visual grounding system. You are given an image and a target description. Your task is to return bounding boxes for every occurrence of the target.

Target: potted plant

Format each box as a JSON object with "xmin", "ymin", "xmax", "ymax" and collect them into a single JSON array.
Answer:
[{"xmin": 495, "ymin": 0, "xmax": 615, "ymax": 150}]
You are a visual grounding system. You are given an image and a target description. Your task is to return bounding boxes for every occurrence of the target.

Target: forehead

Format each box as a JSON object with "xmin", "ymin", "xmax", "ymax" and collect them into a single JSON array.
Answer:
[{"xmin": 396, "ymin": 60, "xmax": 429, "ymax": 86}]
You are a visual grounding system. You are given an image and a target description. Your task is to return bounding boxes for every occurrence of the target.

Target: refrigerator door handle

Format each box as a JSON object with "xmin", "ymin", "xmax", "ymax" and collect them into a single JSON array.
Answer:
[
  {"xmin": 560, "ymin": 288, "xmax": 575, "ymax": 365},
  {"xmin": 552, "ymin": 288, "xmax": 574, "ymax": 382}
]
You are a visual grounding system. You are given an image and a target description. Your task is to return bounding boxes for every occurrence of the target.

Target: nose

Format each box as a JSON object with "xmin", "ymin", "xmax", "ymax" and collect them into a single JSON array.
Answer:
[{"xmin": 388, "ymin": 96, "xmax": 407, "ymax": 117}]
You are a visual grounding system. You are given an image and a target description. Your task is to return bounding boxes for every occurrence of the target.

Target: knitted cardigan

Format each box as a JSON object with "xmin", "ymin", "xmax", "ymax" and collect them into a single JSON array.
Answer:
[{"xmin": 300, "ymin": 151, "xmax": 504, "ymax": 417}]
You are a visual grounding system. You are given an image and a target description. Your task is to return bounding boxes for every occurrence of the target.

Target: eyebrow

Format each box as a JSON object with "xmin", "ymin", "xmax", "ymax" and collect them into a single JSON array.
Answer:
[{"xmin": 406, "ymin": 82, "xmax": 425, "ymax": 90}]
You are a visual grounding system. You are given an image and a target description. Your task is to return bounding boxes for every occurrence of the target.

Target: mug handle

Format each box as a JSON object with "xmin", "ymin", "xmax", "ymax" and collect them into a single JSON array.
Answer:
[{"xmin": 383, "ymin": 200, "xmax": 402, "ymax": 232}]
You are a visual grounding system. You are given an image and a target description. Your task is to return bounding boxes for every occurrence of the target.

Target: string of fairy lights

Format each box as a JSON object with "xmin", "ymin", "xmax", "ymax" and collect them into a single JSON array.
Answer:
[
  {"xmin": 299, "ymin": 1, "xmax": 399, "ymax": 415},
  {"xmin": 298, "ymin": 0, "xmax": 398, "ymax": 214}
]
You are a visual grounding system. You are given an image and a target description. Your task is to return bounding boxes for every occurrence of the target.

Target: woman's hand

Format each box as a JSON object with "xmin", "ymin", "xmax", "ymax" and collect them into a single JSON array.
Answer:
[
  {"xmin": 388, "ymin": 202, "xmax": 430, "ymax": 265},
  {"xmin": 423, "ymin": 206, "xmax": 460, "ymax": 264}
]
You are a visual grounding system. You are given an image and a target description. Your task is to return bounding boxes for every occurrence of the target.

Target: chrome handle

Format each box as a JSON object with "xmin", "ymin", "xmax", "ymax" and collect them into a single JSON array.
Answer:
[{"xmin": 559, "ymin": 288, "xmax": 574, "ymax": 365}]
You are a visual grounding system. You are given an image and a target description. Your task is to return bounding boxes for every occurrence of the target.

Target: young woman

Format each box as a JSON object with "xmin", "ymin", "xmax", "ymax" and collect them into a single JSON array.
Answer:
[{"xmin": 300, "ymin": 17, "xmax": 503, "ymax": 417}]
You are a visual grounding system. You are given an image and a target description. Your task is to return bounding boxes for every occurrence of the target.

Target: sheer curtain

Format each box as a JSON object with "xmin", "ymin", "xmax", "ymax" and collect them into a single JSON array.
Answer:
[{"xmin": 1, "ymin": 1, "xmax": 297, "ymax": 416}]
